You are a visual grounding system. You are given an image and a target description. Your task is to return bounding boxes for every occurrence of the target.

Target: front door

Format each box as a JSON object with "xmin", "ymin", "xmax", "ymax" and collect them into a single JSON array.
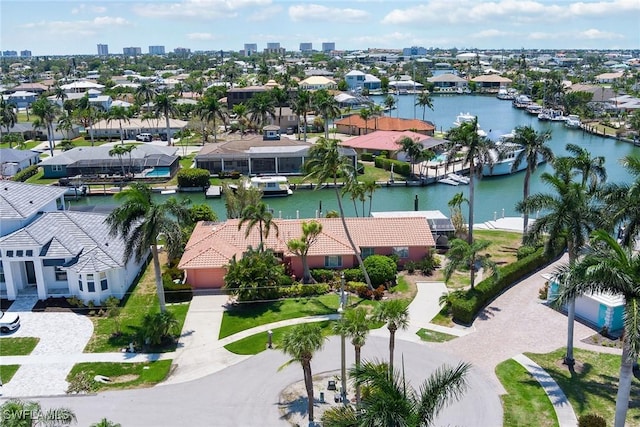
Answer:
[{"xmin": 25, "ymin": 261, "xmax": 36, "ymax": 285}]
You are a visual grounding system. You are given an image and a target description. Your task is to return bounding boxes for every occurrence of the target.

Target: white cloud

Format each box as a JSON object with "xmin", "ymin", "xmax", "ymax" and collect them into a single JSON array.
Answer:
[
  {"xmin": 577, "ymin": 29, "xmax": 624, "ymax": 40},
  {"xmin": 248, "ymin": 5, "xmax": 284, "ymax": 22},
  {"xmin": 19, "ymin": 16, "xmax": 129, "ymax": 37},
  {"xmin": 187, "ymin": 32, "xmax": 217, "ymax": 40},
  {"xmin": 473, "ymin": 29, "xmax": 510, "ymax": 39},
  {"xmin": 289, "ymin": 4, "xmax": 369, "ymax": 23},
  {"xmin": 71, "ymin": 4, "xmax": 107, "ymax": 15},
  {"xmin": 133, "ymin": 0, "xmax": 271, "ymax": 19},
  {"xmin": 351, "ymin": 32, "xmax": 413, "ymax": 46}
]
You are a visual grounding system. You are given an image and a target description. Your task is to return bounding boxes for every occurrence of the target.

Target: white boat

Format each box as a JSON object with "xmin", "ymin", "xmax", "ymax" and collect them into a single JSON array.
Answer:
[
  {"xmin": 525, "ymin": 104, "xmax": 543, "ymax": 115},
  {"xmin": 482, "ymin": 131, "xmax": 541, "ymax": 177},
  {"xmin": 447, "ymin": 173, "xmax": 469, "ymax": 185},
  {"xmin": 438, "ymin": 177, "xmax": 459, "ymax": 186},
  {"xmin": 565, "ymin": 114, "xmax": 581, "ymax": 128},
  {"xmin": 512, "ymin": 95, "xmax": 532, "ymax": 108},
  {"xmin": 63, "ymin": 185, "xmax": 88, "ymax": 198},
  {"xmin": 249, "ymin": 176, "xmax": 293, "ymax": 197},
  {"xmin": 452, "ymin": 112, "xmax": 487, "ymax": 137}
]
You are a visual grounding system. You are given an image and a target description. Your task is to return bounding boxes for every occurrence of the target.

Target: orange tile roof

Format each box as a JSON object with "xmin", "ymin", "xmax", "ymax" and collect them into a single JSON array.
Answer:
[
  {"xmin": 340, "ymin": 130, "xmax": 429, "ymax": 151},
  {"xmin": 335, "ymin": 115, "xmax": 434, "ymax": 132},
  {"xmin": 178, "ymin": 217, "xmax": 434, "ymax": 270}
]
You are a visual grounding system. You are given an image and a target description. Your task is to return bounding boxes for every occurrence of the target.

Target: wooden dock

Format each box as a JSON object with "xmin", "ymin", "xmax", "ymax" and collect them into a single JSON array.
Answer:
[{"xmin": 206, "ymin": 185, "xmax": 222, "ymax": 198}]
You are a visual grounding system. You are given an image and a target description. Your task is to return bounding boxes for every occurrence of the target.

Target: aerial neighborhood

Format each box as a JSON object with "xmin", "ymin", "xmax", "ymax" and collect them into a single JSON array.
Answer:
[{"xmin": 1, "ymin": 7, "xmax": 640, "ymax": 426}]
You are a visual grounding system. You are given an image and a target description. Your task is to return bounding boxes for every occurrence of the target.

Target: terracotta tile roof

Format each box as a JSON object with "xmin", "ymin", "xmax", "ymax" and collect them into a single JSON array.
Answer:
[
  {"xmin": 178, "ymin": 217, "xmax": 434, "ymax": 270},
  {"xmin": 335, "ymin": 115, "xmax": 434, "ymax": 132},
  {"xmin": 340, "ymin": 130, "xmax": 430, "ymax": 152}
]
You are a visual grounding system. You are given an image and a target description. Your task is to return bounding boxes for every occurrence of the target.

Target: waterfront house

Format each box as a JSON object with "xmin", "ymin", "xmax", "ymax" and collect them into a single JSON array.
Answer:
[
  {"xmin": 0, "ymin": 148, "xmax": 40, "ymax": 178},
  {"xmin": 178, "ymin": 217, "xmax": 435, "ymax": 289},
  {"xmin": 3, "ymin": 91, "xmax": 38, "ymax": 109},
  {"xmin": 428, "ymin": 74, "xmax": 468, "ymax": 92},
  {"xmin": 340, "ymin": 130, "xmax": 444, "ymax": 160},
  {"xmin": 298, "ymin": 76, "xmax": 337, "ymax": 91},
  {"xmin": 470, "ymin": 74, "xmax": 512, "ymax": 93},
  {"xmin": 344, "ymin": 70, "xmax": 382, "ymax": 92},
  {"xmin": 91, "ymin": 117, "xmax": 188, "ymax": 140},
  {"xmin": 334, "ymin": 115, "xmax": 435, "ymax": 136}
]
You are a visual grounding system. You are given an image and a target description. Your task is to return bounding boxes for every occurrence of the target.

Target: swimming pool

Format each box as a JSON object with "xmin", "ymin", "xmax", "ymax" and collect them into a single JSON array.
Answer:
[
  {"xmin": 432, "ymin": 153, "xmax": 448, "ymax": 163},
  {"xmin": 144, "ymin": 168, "xmax": 171, "ymax": 178}
]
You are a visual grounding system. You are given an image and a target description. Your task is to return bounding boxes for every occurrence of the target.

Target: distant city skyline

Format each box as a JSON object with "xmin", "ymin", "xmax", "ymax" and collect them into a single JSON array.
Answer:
[{"xmin": 2, "ymin": 0, "xmax": 639, "ymax": 56}]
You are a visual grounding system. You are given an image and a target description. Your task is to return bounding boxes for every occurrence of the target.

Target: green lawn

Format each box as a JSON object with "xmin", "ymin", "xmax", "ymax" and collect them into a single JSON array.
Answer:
[
  {"xmin": 528, "ymin": 348, "xmax": 640, "ymax": 426},
  {"xmin": 0, "ymin": 365, "xmax": 20, "ymax": 384},
  {"xmin": 0, "ymin": 140, "xmax": 42, "ymax": 150},
  {"xmin": 474, "ymin": 229, "xmax": 522, "ymax": 266},
  {"xmin": 0, "ymin": 337, "xmax": 40, "ymax": 356},
  {"xmin": 224, "ymin": 321, "xmax": 333, "ymax": 355},
  {"xmin": 416, "ymin": 328, "xmax": 457, "ymax": 343},
  {"xmin": 496, "ymin": 359, "xmax": 559, "ymax": 427},
  {"xmin": 67, "ymin": 360, "xmax": 172, "ymax": 391}
]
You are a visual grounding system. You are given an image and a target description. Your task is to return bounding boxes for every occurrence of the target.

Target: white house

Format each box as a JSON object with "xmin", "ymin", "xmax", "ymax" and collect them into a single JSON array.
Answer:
[{"xmin": 0, "ymin": 149, "xmax": 41, "ymax": 178}]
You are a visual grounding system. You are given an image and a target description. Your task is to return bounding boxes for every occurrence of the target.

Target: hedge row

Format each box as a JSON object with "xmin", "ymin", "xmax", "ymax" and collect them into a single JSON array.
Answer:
[
  {"xmin": 374, "ymin": 156, "xmax": 411, "ymax": 176},
  {"xmin": 450, "ymin": 246, "xmax": 559, "ymax": 324},
  {"xmin": 163, "ymin": 277, "xmax": 193, "ymax": 303},
  {"xmin": 11, "ymin": 165, "xmax": 39, "ymax": 182},
  {"xmin": 177, "ymin": 168, "xmax": 210, "ymax": 188}
]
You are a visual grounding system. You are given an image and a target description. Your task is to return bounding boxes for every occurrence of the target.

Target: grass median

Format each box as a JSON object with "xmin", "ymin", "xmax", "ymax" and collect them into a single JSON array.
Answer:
[
  {"xmin": 67, "ymin": 360, "xmax": 172, "ymax": 391},
  {"xmin": 0, "ymin": 337, "xmax": 40, "ymax": 356}
]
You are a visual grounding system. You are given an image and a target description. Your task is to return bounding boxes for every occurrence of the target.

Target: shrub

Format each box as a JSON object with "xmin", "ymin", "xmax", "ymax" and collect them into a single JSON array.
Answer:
[
  {"xmin": 516, "ymin": 245, "xmax": 538, "ymax": 260},
  {"xmin": 578, "ymin": 414, "xmax": 607, "ymax": 427},
  {"xmin": 374, "ymin": 156, "xmax": 411, "ymax": 176},
  {"xmin": 177, "ymin": 168, "xmax": 210, "ymax": 188},
  {"xmin": 310, "ymin": 269, "xmax": 336, "ymax": 283},
  {"xmin": 11, "ymin": 165, "xmax": 39, "ymax": 182},
  {"xmin": 278, "ymin": 283, "xmax": 330, "ymax": 298},
  {"xmin": 66, "ymin": 296, "xmax": 84, "ymax": 308},
  {"xmin": 342, "ymin": 268, "xmax": 364, "ymax": 283},
  {"xmin": 404, "ymin": 261, "xmax": 417, "ymax": 274},
  {"xmin": 363, "ymin": 255, "xmax": 397, "ymax": 287},
  {"xmin": 419, "ymin": 250, "xmax": 441, "ymax": 275},
  {"xmin": 164, "ymin": 280, "xmax": 193, "ymax": 303},
  {"xmin": 360, "ymin": 153, "xmax": 373, "ymax": 161},
  {"xmin": 372, "ymin": 285, "xmax": 385, "ymax": 300},
  {"xmin": 350, "ymin": 282, "xmax": 373, "ymax": 299}
]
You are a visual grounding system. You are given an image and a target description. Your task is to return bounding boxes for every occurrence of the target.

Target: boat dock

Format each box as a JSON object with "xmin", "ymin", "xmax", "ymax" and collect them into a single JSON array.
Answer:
[{"xmin": 206, "ymin": 186, "xmax": 222, "ymax": 198}]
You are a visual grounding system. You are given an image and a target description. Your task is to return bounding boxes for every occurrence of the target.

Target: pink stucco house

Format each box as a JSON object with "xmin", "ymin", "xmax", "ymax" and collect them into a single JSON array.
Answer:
[{"xmin": 178, "ymin": 217, "xmax": 435, "ymax": 289}]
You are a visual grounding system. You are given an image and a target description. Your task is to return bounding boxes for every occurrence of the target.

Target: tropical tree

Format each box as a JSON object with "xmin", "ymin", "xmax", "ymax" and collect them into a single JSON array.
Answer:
[
  {"xmin": 286, "ymin": 220, "xmax": 323, "ymax": 283},
  {"xmin": 90, "ymin": 419, "xmax": 122, "ymax": 427},
  {"xmin": 551, "ymin": 230, "xmax": 640, "ymax": 427},
  {"xmin": 106, "ymin": 105, "xmax": 131, "ymax": 144},
  {"xmin": 516, "ymin": 158, "xmax": 601, "ymax": 366},
  {"xmin": 291, "ymin": 89, "xmax": 311, "ymax": 141},
  {"xmin": 371, "ymin": 299, "xmax": 410, "ymax": 372},
  {"xmin": 312, "ymin": 89, "xmax": 340, "ymax": 138},
  {"xmin": 601, "ymin": 154, "xmax": 640, "ymax": 247},
  {"xmin": 109, "ymin": 145, "xmax": 128, "ymax": 177},
  {"xmin": 304, "ymin": 137, "xmax": 373, "ymax": 289},
  {"xmin": 415, "ymin": 90, "xmax": 434, "ymax": 121},
  {"xmin": 279, "ymin": 323, "xmax": 326, "ymax": 424},
  {"xmin": 0, "ymin": 399, "xmax": 77, "ymax": 426},
  {"xmin": 362, "ymin": 178, "xmax": 379, "ymax": 217},
  {"xmin": 238, "ymin": 202, "xmax": 279, "ymax": 250},
  {"xmin": 448, "ymin": 192, "xmax": 469, "ymax": 239},
  {"xmin": 56, "ymin": 114, "xmax": 74, "ymax": 141},
  {"xmin": 444, "ymin": 117, "xmax": 497, "ymax": 244},
  {"xmin": 135, "ymin": 80, "xmax": 157, "ymax": 107},
  {"xmin": 224, "ymin": 245, "xmax": 286, "ymax": 301},
  {"xmin": 332, "ymin": 306, "xmax": 369, "ymax": 405},
  {"xmin": 383, "ymin": 94, "xmax": 396, "ymax": 116},
  {"xmin": 398, "ymin": 136, "xmax": 431, "ymax": 179},
  {"xmin": 74, "ymin": 94, "xmax": 99, "ymax": 146},
  {"xmin": 346, "ymin": 180, "xmax": 366, "ymax": 217},
  {"xmin": 222, "ymin": 179, "xmax": 262, "ymax": 219},
  {"xmin": 443, "ymin": 238, "xmax": 497, "ymax": 289},
  {"xmin": 322, "ymin": 360, "xmax": 470, "ymax": 427},
  {"xmin": 197, "ymin": 94, "xmax": 227, "ymax": 143},
  {"xmin": 270, "ymin": 86, "xmax": 289, "ymax": 126},
  {"xmin": 359, "ymin": 107, "xmax": 371, "ymax": 135},
  {"xmin": 53, "ymin": 83, "xmax": 68, "ymax": 111},
  {"xmin": 105, "ymin": 183, "xmax": 191, "ymax": 312},
  {"xmin": 510, "ymin": 125, "xmax": 554, "ymax": 239},
  {"xmin": 247, "ymin": 91, "xmax": 276, "ymax": 132},
  {"xmin": 140, "ymin": 310, "xmax": 179, "ymax": 346},
  {"xmin": 231, "ymin": 103, "xmax": 248, "ymax": 138},
  {"xmin": 0, "ymin": 97, "xmax": 18, "ymax": 146},
  {"xmin": 154, "ymin": 89, "xmax": 178, "ymax": 145},
  {"xmin": 565, "ymin": 143, "xmax": 607, "ymax": 192},
  {"xmin": 31, "ymin": 97, "xmax": 60, "ymax": 156}
]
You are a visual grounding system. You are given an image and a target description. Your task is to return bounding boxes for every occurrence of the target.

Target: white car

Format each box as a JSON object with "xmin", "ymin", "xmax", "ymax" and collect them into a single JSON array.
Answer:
[
  {"xmin": 136, "ymin": 133, "xmax": 152, "ymax": 142},
  {"xmin": 0, "ymin": 311, "xmax": 20, "ymax": 333}
]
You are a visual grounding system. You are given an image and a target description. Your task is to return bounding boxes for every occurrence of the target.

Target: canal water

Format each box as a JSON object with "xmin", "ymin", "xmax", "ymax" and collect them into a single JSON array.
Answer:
[{"xmin": 70, "ymin": 95, "xmax": 639, "ymax": 223}]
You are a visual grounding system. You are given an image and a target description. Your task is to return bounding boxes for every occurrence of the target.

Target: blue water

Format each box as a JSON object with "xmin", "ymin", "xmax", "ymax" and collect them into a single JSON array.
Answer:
[
  {"xmin": 71, "ymin": 95, "xmax": 640, "ymax": 222},
  {"xmin": 145, "ymin": 168, "xmax": 171, "ymax": 178}
]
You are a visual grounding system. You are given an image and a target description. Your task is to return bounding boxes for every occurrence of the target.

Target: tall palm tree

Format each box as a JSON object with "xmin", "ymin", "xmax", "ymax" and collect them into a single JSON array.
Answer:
[
  {"xmin": 31, "ymin": 97, "xmax": 60, "ymax": 156},
  {"xmin": 398, "ymin": 136, "xmax": 428, "ymax": 178},
  {"xmin": 516, "ymin": 159, "xmax": 601, "ymax": 366},
  {"xmin": 383, "ymin": 94, "xmax": 396, "ymax": 116},
  {"xmin": 448, "ymin": 192, "xmax": 469, "ymax": 239},
  {"xmin": 552, "ymin": 230, "xmax": 640, "ymax": 427},
  {"xmin": 371, "ymin": 299, "xmax": 409, "ymax": 373},
  {"xmin": 247, "ymin": 91, "xmax": 276, "ymax": 132},
  {"xmin": 358, "ymin": 107, "xmax": 372, "ymax": 135},
  {"xmin": 291, "ymin": 89, "xmax": 311, "ymax": 141},
  {"xmin": 362, "ymin": 178, "xmax": 379, "ymax": 217},
  {"xmin": 108, "ymin": 145, "xmax": 128, "ymax": 177},
  {"xmin": 237, "ymin": 202, "xmax": 279, "ymax": 250},
  {"xmin": 75, "ymin": 94, "xmax": 98, "ymax": 146},
  {"xmin": 510, "ymin": 125, "xmax": 554, "ymax": 239},
  {"xmin": 304, "ymin": 137, "xmax": 373, "ymax": 290},
  {"xmin": 56, "ymin": 114, "xmax": 74, "ymax": 140},
  {"xmin": 322, "ymin": 360, "xmax": 470, "ymax": 427},
  {"xmin": 197, "ymin": 95, "xmax": 227, "ymax": 143},
  {"xmin": 53, "ymin": 83, "xmax": 68, "ymax": 112},
  {"xmin": 232, "ymin": 103, "xmax": 248, "ymax": 138},
  {"xmin": 415, "ymin": 90, "xmax": 434, "ymax": 121},
  {"xmin": 444, "ymin": 118, "xmax": 497, "ymax": 244},
  {"xmin": 444, "ymin": 238, "xmax": 497, "ymax": 289},
  {"xmin": 105, "ymin": 183, "xmax": 191, "ymax": 312},
  {"xmin": 312, "ymin": 89, "xmax": 340, "ymax": 139},
  {"xmin": 107, "ymin": 105, "xmax": 131, "ymax": 144},
  {"xmin": 565, "ymin": 143, "xmax": 607, "ymax": 192},
  {"xmin": 0, "ymin": 97, "xmax": 17, "ymax": 146},
  {"xmin": 332, "ymin": 307, "xmax": 369, "ymax": 405},
  {"xmin": 346, "ymin": 180, "xmax": 366, "ymax": 217},
  {"xmin": 286, "ymin": 220, "xmax": 323, "ymax": 283},
  {"xmin": 270, "ymin": 86, "xmax": 289, "ymax": 127},
  {"xmin": 154, "ymin": 90, "xmax": 178, "ymax": 145},
  {"xmin": 135, "ymin": 80, "xmax": 157, "ymax": 107},
  {"xmin": 279, "ymin": 323, "xmax": 326, "ymax": 425},
  {"xmin": 601, "ymin": 154, "xmax": 640, "ymax": 247}
]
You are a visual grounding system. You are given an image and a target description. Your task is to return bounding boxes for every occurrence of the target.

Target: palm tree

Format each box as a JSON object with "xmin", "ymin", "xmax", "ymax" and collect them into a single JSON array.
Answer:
[
  {"xmin": 346, "ymin": 180, "xmax": 366, "ymax": 217},
  {"xmin": 552, "ymin": 230, "xmax": 640, "ymax": 427},
  {"xmin": 247, "ymin": 91, "xmax": 276, "ymax": 132},
  {"xmin": 443, "ymin": 238, "xmax": 497, "ymax": 289},
  {"xmin": 322, "ymin": 360, "xmax": 470, "ymax": 427},
  {"xmin": 56, "ymin": 114, "xmax": 74, "ymax": 141},
  {"xmin": 565, "ymin": 143, "xmax": 607, "ymax": 192},
  {"xmin": 358, "ymin": 106, "xmax": 372, "ymax": 136},
  {"xmin": 31, "ymin": 97, "xmax": 60, "ymax": 156},
  {"xmin": 105, "ymin": 183, "xmax": 191, "ymax": 312},
  {"xmin": 232, "ymin": 103, "xmax": 248, "ymax": 138},
  {"xmin": 90, "ymin": 419, "xmax": 122, "ymax": 427},
  {"xmin": 291, "ymin": 89, "xmax": 311, "ymax": 141},
  {"xmin": 108, "ymin": 145, "xmax": 128, "ymax": 177},
  {"xmin": 135, "ymin": 80, "xmax": 157, "ymax": 107},
  {"xmin": 444, "ymin": 117, "xmax": 497, "ymax": 244},
  {"xmin": 415, "ymin": 90, "xmax": 434, "ymax": 121},
  {"xmin": 270, "ymin": 86, "xmax": 289, "ymax": 127},
  {"xmin": 362, "ymin": 178, "xmax": 379, "ymax": 217},
  {"xmin": 107, "ymin": 105, "xmax": 131, "ymax": 144},
  {"xmin": 53, "ymin": 83, "xmax": 68, "ymax": 112},
  {"xmin": 75, "ymin": 94, "xmax": 98, "ymax": 146},
  {"xmin": 312, "ymin": 89, "xmax": 341, "ymax": 139},
  {"xmin": 516, "ymin": 159, "xmax": 601, "ymax": 366},
  {"xmin": 383, "ymin": 94, "xmax": 396, "ymax": 115},
  {"xmin": 448, "ymin": 192, "xmax": 469, "ymax": 239},
  {"xmin": 154, "ymin": 90, "xmax": 178, "ymax": 145},
  {"xmin": 371, "ymin": 299, "xmax": 409, "ymax": 372},
  {"xmin": 197, "ymin": 95, "xmax": 227, "ymax": 143},
  {"xmin": 510, "ymin": 125, "xmax": 554, "ymax": 239},
  {"xmin": 304, "ymin": 137, "xmax": 373, "ymax": 290},
  {"xmin": 0, "ymin": 97, "xmax": 17, "ymax": 146},
  {"xmin": 398, "ymin": 135, "xmax": 428, "ymax": 178},
  {"xmin": 237, "ymin": 202, "xmax": 279, "ymax": 250},
  {"xmin": 601, "ymin": 154, "xmax": 640, "ymax": 247},
  {"xmin": 279, "ymin": 323, "xmax": 326, "ymax": 424},
  {"xmin": 286, "ymin": 220, "xmax": 323, "ymax": 283},
  {"xmin": 332, "ymin": 307, "xmax": 369, "ymax": 405}
]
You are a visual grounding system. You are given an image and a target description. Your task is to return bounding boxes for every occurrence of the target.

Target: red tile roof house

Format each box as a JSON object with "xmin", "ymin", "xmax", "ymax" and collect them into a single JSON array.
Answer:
[
  {"xmin": 334, "ymin": 115, "xmax": 435, "ymax": 136},
  {"xmin": 340, "ymin": 130, "xmax": 446, "ymax": 160},
  {"xmin": 178, "ymin": 217, "xmax": 435, "ymax": 289}
]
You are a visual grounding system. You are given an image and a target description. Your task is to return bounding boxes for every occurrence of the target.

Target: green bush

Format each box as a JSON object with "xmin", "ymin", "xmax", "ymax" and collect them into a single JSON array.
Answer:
[
  {"xmin": 349, "ymin": 282, "xmax": 372, "ymax": 299},
  {"xmin": 278, "ymin": 283, "xmax": 330, "ymax": 298},
  {"xmin": 578, "ymin": 414, "xmax": 607, "ymax": 427},
  {"xmin": 177, "ymin": 168, "xmax": 210, "ymax": 188},
  {"xmin": 363, "ymin": 255, "xmax": 397, "ymax": 287},
  {"xmin": 360, "ymin": 153, "xmax": 374, "ymax": 161},
  {"xmin": 163, "ymin": 279, "xmax": 193, "ymax": 303},
  {"xmin": 310, "ymin": 269, "xmax": 336, "ymax": 283},
  {"xmin": 419, "ymin": 250, "xmax": 441, "ymax": 275},
  {"xmin": 516, "ymin": 245, "xmax": 538, "ymax": 260},
  {"xmin": 11, "ymin": 165, "xmax": 39, "ymax": 182},
  {"xmin": 343, "ymin": 268, "xmax": 364, "ymax": 282},
  {"xmin": 450, "ymin": 246, "xmax": 558, "ymax": 324},
  {"xmin": 374, "ymin": 156, "xmax": 411, "ymax": 176}
]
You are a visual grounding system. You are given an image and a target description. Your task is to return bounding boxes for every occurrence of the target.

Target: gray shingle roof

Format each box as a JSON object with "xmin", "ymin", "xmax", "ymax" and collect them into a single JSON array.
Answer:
[
  {"xmin": 39, "ymin": 144, "xmax": 178, "ymax": 166},
  {"xmin": 0, "ymin": 149, "xmax": 40, "ymax": 163},
  {"xmin": 0, "ymin": 181, "xmax": 67, "ymax": 220}
]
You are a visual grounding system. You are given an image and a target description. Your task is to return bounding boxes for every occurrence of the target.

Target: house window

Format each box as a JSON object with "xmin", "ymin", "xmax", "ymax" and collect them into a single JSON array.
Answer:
[
  {"xmin": 78, "ymin": 276, "xmax": 83, "ymax": 291},
  {"xmin": 87, "ymin": 274, "xmax": 95, "ymax": 292},
  {"xmin": 393, "ymin": 247, "xmax": 409, "ymax": 259},
  {"xmin": 16, "ymin": 250, "xmax": 23, "ymax": 257},
  {"xmin": 0, "ymin": 265, "xmax": 5, "ymax": 283},
  {"xmin": 324, "ymin": 255, "xmax": 342, "ymax": 268},
  {"xmin": 26, "ymin": 250, "xmax": 33, "ymax": 256},
  {"xmin": 361, "ymin": 247, "xmax": 375, "ymax": 259},
  {"xmin": 100, "ymin": 272, "xmax": 108, "ymax": 291},
  {"xmin": 55, "ymin": 267, "xmax": 67, "ymax": 281},
  {"xmin": 52, "ymin": 165, "xmax": 63, "ymax": 172},
  {"xmin": 6, "ymin": 251, "xmax": 13, "ymax": 257}
]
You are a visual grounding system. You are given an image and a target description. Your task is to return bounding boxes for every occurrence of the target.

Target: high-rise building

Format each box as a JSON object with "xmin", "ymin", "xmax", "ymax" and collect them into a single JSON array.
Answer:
[
  {"xmin": 402, "ymin": 46, "xmax": 427, "ymax": 57},
  {"xmin": 97, "ymin": 44, "xmax": 109, "ymax": 56},
  {"xmin": 264, "ymin": 42, "xmax": 284, "ymax": 55},
  {"xmin": 321, "ymin": 42, "xmax": 335, "ymax": 53},
  {"xmin": 244, "ymin": 43, "xmax": 258, "ymax": 56},
  {"xmin": 2, "ymin": 51, "xmax": 18, "ymax": 57},
  {"xmin": 123, "ymin": 47, "xmax": 142, "ymax": 56},
  {"xmin": 266, "ymin": 42, "xmax": 280, "ymax": 50},
  {"xmin": 149, "ymin": 45, "xmax": 165, "ymax": 55},
  {"xmin": 299, "ymin": 42, "xmax": 313, "ymax": 53},
  {"xmin": 174, "ymin": 47, "xmax": 191, "ymax": 56},
  {"xmin": 20, "ymin": 50, "xmax": 32, "ymax": 58}
]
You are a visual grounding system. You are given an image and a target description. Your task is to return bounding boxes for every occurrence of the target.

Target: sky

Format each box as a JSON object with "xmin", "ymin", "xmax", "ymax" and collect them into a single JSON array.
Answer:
[{"xmin": 1, "ymin": 0, "xmax": 639, "ymax": 56}]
